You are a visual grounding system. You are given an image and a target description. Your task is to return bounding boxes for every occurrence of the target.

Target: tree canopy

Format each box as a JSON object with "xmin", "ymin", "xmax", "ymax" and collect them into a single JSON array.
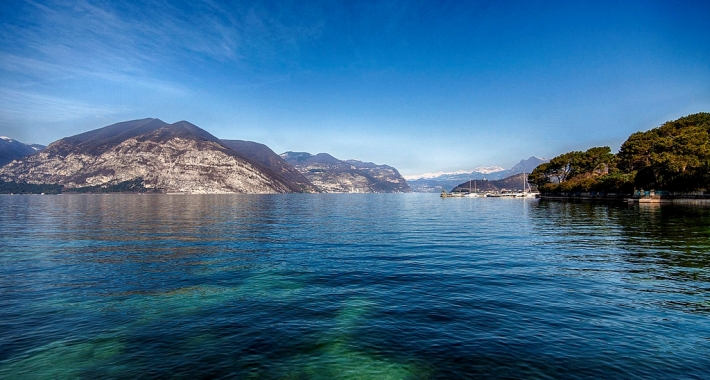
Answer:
[{"xmin": 529, "ymin": 113, "xmax": 710, "ymax": 195}]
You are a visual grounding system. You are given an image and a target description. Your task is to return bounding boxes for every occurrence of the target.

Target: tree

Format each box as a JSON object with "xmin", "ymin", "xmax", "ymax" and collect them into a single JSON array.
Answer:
[
  {"xmin": 547, "ymin": 151, "xmax": 580, "ymax": 183},
  {"xmin": 528, "ymin": 163, "xmax": 551, "ymax": 187},
  {"xmin": 529, "ymin": 147, "xmax": 616, "ymax": 193},
  {"xmin": 618, "ymin": 112, "xmax": 710, "ymax": 190},
  {"xmin": 535, "ymin": 113, "xmax": 710, "ymax": 195},
  {"xmin": 576, "ymin": 146, "xmax": 614, "ymax": 174}
]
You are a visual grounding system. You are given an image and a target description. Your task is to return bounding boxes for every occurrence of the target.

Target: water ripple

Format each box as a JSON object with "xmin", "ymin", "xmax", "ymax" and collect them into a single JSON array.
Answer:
[{"xmin": 1, "ymin": 194, "xmax": 709, "ymax": 378}]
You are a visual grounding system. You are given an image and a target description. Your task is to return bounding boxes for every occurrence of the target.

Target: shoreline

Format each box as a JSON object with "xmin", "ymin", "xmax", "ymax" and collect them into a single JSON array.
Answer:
[{"xmin": 540, "ymin": 195, "xmax": 710, "ymax": 205}]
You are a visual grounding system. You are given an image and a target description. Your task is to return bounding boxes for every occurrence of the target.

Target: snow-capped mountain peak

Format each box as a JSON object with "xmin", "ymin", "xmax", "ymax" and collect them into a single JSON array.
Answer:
[
  {"xmin": 404, "ymin": 157, "xmax": 549, "ymax": 192},
  {"xmin": 472, "ymin": 166, "xmax": 506, "ymax": 174},
  {"xmin": 404, "ymin": 166, "xmax": 505, "ymax": 181}
]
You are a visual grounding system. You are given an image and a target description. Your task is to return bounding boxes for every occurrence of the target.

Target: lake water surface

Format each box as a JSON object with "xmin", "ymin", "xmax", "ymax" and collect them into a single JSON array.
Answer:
[{"xmin": 1, "ymin": 194, "xmax": 709, "ymax": 378}]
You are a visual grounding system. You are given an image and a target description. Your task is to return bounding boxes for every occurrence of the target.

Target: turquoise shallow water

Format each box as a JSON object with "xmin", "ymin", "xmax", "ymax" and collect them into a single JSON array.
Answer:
[{"xmin": 1, "ymin": 194, "xmax": 709, "ymax": 379}]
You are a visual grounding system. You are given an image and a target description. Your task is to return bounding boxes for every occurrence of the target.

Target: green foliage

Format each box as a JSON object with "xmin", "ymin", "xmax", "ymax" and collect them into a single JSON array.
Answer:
[
  {"xmin": 618, "ymin": 112, "xmax": 710, "ymax": 191},
  {"xmin": 575, "ymin": 146, "xmax": 615, "ymax": 174},
  {"xmin": 0, "ymin": 181, "xmax": 63, "ymax": 194},
  {"xmin": 0, "ymin": 178, "xmax": 153, "ymax": 194},
  {"xmin": 528, "ymin": 163, "xmax": 551, "ymax": 186},
  {"xmin": 534, "ymin": 113, "xmax": 710, "ymax": 195},
  {"xmin": 529, "ymin": 146, "xmax": 616, "ymax": 193},
  {"xmin": 69, "ymin": 178, "xmax": 149, "ymax": 193},
  {"xmin": 594, "ymin": 172, "xmax": 635, "ymax": 194}
]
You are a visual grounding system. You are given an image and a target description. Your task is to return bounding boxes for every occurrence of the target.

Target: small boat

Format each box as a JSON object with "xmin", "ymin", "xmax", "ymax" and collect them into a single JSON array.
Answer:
[
  {"xmin": 464, "ymin": 180, "xmax": 479, "ymax": 197},
  {"xmin": 440, "ymin": 190, "xmax": 465, "ymax": 198}
]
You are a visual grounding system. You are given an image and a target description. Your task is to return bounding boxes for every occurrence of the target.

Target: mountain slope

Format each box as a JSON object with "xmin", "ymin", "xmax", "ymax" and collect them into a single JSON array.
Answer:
[
  {"xmin": 281, "ymin": 152, "xmax": 411, "ymax": 193},
  {"xmin": 220, "ymin": 140, "xmax": 319, "ymax": 193},
  {"xmin": 506, "ymin": 156, "xmax": 549, "ymax": 176},
  {"xmin": 0, "ymin": 119, "xmax": 301, "ymax": 194},
  {"xmin": 345, "ymin": 160, "xmax": 411, "ymax": 193},
  {"xmin": 0, "ymin": 137, "xmax": 45, "ymax": 166}
]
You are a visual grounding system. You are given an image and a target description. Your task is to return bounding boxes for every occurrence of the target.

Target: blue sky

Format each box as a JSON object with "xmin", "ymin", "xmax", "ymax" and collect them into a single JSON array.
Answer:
[{"xmin": 1, "ymin": 0, "xmax": 709, "ymax": 176}]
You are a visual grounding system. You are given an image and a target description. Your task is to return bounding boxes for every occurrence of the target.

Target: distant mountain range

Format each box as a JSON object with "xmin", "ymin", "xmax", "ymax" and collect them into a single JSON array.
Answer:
[
  {"xmin": 0, "ymin": 136, "xmax": 45, "ymax": 166},
  {"xmin": 1, "ymin": 120, "xmax": 547, "ymax": 194},
  {"xmin": 450, "ymin": 173, "xmax": 538, "ymax": 193},
  {"xmin": 406, "ymin": 156, "xmax": 548, "ymax": 192},
  {"xmin": 405, "ymin": 166, "xmax": 506, "ymax": 180},
  {"xmin": 280, "ymin": 152, "xmax": 410, "ymax": 193},
  {"xmin": 0, "ymin": 119, "xmax": 408, "ymax": 194},
  {"xmin": 0, "ymin": 119, "xmax": 315, "ymax": 193}
]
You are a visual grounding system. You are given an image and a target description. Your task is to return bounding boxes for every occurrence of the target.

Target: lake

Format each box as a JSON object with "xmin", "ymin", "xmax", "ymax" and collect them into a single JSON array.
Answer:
[{"xmin": 1, "ymin": 194, "xmax": 709, "ymax": 379}]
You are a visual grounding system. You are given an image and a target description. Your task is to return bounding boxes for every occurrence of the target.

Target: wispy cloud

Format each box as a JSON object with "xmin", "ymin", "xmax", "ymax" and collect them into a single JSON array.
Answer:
[
  {"xmin": 0, "ymin": 53, "xmax": 186, "ymax": 95},
  {"xmin": 0, "ymin": 0, "xmax": 324, "ymax": 130},
  {"xmin": 0, "ymin": 88, "xmax": 124, "ymax": 122},
  {"xmin": 1, "ymin": 0, "xmax": 323, "ymax": 78}
]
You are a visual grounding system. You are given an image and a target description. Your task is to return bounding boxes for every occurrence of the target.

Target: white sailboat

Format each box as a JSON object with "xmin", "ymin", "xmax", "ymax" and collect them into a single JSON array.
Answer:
[
  {"xmin": 503, "ymin": 173, "xmax": 537, "ymax": 198},
  {"xmin": 465, "ymin": 179, "xmax": 479, "ymax": 197}
]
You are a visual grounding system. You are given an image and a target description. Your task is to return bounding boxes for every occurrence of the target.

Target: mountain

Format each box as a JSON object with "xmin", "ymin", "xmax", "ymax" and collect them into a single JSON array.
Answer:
[
  {"xmin": 0, "ymin": 119, "xmax": 307, "ymax": 194},
  {"xmin": 280, "ymin": 152, "xmax": 411, "ymax": 193},
  {"xmin": 220, "ymin": 140, "xmax": 318, "ymax": 193},
  {"xmin": 506, "ymin": 156, "xmax": 548, "ymax": 176},
  {"xmin": 0, "ymin": 136, "xmax": 45, "ymax": 166},
  {"xmin": 451, "ymin": 173, "xmax": 537, "ymax": 193},
  {"xmin": 406, "ymin": 157, "xmax": 548, "ymax": 193},
  {"xmin": 345, "ymin": 159, "xmax": 411, "ymax": 193},
  {"xmin": 405, "ymin": 166, "xmax": 507, "ymax": 193},
  {"xmin": 406, "ymin": 166, "xmax": 506, "ymax": 181}
]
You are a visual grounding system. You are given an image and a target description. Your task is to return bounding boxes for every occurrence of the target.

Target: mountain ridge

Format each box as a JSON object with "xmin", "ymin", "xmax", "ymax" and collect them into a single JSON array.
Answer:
[
  {"xmin": 0, "ymin": 119, "xmax": 304, "ymax": 193},
  {"xmin": 407, "ymin": 156, "xmax": 548, "ymax": 192},
  {"xmin": 281, "ymin": 151, "xmax": 410, "ymax": 193},
  {"xmin": 220, "ymin": 140, "xmax": 318, "ymax": 193},
  {"xmin": 0, "ymin": 136, "xmax": 46, "ymax": 166},
  {"xmin": 404, "ymin": 166, "xmax": 506, "ymax": 181}
]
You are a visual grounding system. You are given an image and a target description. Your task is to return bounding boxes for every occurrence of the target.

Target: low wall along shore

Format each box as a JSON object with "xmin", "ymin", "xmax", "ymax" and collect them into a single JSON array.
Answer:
[{"xmin": 540, "ymin": 191, "xmax": 710, "ymax": 205}]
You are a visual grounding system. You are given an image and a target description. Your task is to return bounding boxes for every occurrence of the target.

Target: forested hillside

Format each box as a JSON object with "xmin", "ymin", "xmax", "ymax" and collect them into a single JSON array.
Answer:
[{"xmin": 529, "ymin": 113, "xmax": 710, "ymax": 194}]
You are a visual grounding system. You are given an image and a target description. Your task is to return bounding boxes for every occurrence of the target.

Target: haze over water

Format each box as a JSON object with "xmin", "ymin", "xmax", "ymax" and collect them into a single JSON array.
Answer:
[{"xmin": 1, "ymin": 194, "xmax": 709, "ymax": 378}]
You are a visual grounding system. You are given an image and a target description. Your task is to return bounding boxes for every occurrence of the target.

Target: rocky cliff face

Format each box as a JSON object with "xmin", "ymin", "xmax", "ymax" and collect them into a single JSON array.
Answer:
[
  {"xmin": 220, "ymin": 140, "xmax": 318, "ymax": 193},
  {"xmin": 0, "ymin": 119, "xmax": 299, "ymax": 194},
  {"xmin": 280, "ymin": 152, "xmax": 411, "ymax": 193}
]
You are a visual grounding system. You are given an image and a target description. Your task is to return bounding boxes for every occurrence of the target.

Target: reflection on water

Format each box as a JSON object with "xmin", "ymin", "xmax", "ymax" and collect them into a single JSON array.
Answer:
[
  {"xmin": 1, "ymin": 194, "xmax": 709, "ymax": 378},
  {"xmin": 531, "ymin": 200, "xmax": 710, "ymax": 313}
]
